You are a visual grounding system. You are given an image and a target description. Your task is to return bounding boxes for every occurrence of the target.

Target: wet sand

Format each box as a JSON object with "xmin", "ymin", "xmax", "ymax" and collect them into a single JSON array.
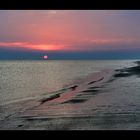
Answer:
[{"xmin": 1, "ymin": 61, "xmax": 140, "ymax": 130}]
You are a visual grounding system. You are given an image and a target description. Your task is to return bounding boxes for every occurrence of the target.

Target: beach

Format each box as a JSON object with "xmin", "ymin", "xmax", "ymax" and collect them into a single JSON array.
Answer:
[{"xmin": 0, "ymin": 60, "xmax": 140, "ymax": 130}]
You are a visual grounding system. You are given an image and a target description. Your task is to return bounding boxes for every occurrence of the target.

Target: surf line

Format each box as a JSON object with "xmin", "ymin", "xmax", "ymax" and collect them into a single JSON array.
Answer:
[{"xmin": 88, "ymin": 77, "xmax": 104, "ymax": 85}]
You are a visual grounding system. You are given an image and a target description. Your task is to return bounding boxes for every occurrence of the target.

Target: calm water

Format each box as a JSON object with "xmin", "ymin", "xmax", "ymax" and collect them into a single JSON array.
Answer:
[{"xmin": 0, "ymin": 60, "xmax": 137, "ymax": 105}]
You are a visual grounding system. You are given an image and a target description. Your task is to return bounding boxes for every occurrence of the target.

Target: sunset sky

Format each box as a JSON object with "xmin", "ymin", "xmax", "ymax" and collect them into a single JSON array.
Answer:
[{"xmin": 0, "ymin": 10, "xmax": 140, "ymax": 59}]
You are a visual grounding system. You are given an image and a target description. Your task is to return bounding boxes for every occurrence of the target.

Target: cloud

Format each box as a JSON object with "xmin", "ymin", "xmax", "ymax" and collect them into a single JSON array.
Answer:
[
  {"xmin": 0, "ymin": 36, "xmax": 140, "ymax": 52},
  {"xmin": 0, "ymin": 41, "xmax": 65, "ymax": 51},
  {"xmin": 48, "ymin": 10, "xmax": 57, "ymax": 14},
  {"xmin": 0, "ymin": 10, "xmax": 140, "ymax": 52}
]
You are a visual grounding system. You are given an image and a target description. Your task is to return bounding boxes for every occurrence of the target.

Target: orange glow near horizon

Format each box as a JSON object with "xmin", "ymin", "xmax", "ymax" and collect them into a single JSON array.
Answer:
[
  {"xmin": 0, "ymin": 42, "xmax": 66, "ymax": 51},
  {"xmin": 28, "ymin": 44, "xmax": 65, "ymax": 51},
  {"xmin": 0, "ymin": 37, "xmax": 140, "ymax": 52}
]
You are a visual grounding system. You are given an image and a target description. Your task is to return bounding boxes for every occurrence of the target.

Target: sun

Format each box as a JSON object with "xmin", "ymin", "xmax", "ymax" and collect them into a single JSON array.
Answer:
[{"xmin": 43, "ymin": 55, "xmax": 48, "ymax": 59}]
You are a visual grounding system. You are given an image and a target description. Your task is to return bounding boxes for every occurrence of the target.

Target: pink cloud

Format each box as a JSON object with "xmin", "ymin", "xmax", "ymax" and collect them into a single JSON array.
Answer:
[{"xmin": 0, "ymin": 41, "xmax": 66, "ymax": 51}]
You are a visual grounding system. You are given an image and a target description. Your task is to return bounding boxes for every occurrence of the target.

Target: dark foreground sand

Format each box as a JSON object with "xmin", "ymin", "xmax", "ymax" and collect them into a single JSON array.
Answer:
[{"xmin": 1, "ymin": 61, "xmax": 140, "ymax": 130}]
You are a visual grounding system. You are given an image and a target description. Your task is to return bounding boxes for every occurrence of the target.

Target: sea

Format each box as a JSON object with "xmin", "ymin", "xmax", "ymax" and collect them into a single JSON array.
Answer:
[
  {"xmin": 0, "ymin": 60, "xmax": 135, "ymax": 105},
  {"xmin": 0, "ymin": 60, "xmax": 137, "ymax": 105},
  {"xmin": 1, "ymin": 60, "xmax": 140, "ymax": 130}
]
